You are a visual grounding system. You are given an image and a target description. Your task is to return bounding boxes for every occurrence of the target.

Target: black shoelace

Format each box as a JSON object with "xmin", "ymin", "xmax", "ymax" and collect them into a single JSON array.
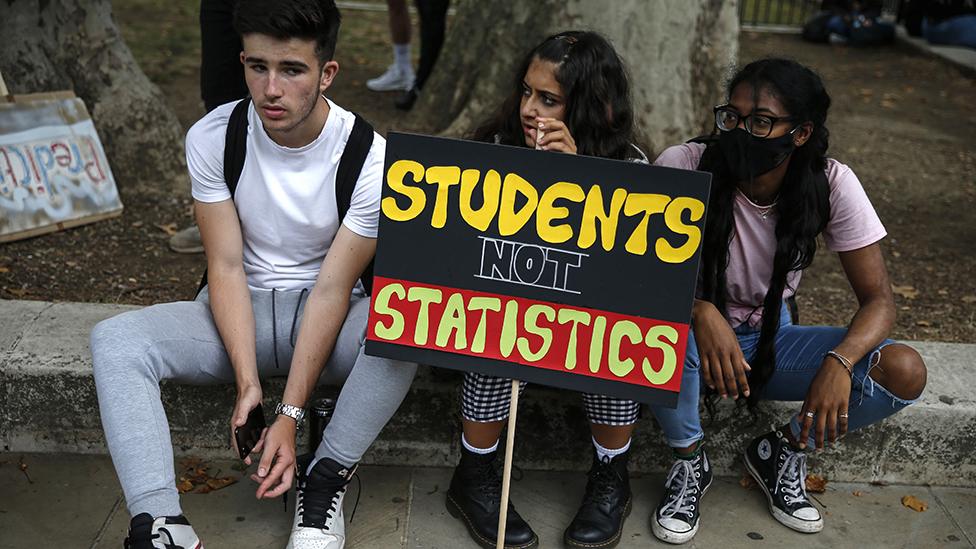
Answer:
[
  {"xmin": 582, "ymin": 457, "xmax": 622, "ymax": 506},
  {"xmin": 298, "ymin": 471, "xmax": 363, "ymax": 528},
  {"xmin": 471, "ymin": 458, "xmax": 502, "ymax": 500}
]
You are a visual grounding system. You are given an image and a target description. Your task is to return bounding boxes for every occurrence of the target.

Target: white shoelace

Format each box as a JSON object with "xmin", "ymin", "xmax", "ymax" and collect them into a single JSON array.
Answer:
[
  {"xmin": 775, "ymin": 450, "xmax": 809, "ymax": 505},
  {"xmin": 659, "ymin": 459, "xmax": 697, "ymax": 518}
]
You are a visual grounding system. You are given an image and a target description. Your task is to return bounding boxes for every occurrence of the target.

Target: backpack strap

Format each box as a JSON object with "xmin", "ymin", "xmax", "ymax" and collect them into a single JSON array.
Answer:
[
  {"xmin": 223, "ymin": 98, "xmax": 252, "ymax": 198},
  {"xmin": 335, "ymin": 113, "xmax": 377, "ymax": 295}
]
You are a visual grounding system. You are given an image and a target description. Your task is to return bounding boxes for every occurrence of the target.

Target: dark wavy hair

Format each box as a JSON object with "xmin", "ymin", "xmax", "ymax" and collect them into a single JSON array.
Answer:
[
  {"xmin": 234, "ymin": 0, "xmax": 342, "ymax": 63},
  {"xmin": 698, "ymin": 58, "xmax": 832, "ymax": 408},
  {"xmin": 471, "ymin": 30, "xmax": 637, "ymax": 160}
]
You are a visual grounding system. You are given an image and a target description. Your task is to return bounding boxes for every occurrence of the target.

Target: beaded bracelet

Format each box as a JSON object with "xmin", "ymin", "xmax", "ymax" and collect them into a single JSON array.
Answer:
[{"xmin": 825, "ymin": 350, "xmax": 854, "ymax": 377}]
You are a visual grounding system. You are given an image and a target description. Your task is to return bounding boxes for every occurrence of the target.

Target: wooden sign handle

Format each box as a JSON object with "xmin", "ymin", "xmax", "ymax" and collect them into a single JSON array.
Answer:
[{"xmin": 495, "ymin": 379, "xmax": 520, "ymax": 549}]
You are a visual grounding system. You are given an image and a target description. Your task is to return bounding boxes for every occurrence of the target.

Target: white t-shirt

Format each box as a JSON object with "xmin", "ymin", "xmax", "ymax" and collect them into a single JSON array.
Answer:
[{"xmin": 187, "ymin": 98, "xmax": 385, "ymax": 291}]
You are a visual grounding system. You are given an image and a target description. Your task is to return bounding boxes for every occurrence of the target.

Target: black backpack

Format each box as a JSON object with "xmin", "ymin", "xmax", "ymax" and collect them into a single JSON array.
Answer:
[{"xmin": 197, "ymin": 98, "xmax": 377, "ymax": 296}]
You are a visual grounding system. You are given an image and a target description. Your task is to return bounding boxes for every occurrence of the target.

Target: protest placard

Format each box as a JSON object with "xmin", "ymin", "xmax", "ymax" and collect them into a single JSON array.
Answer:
[
  {"xmin": 365, "ymin": 133, "xmax": 711, "ymax": 408},
  {"xmin": 0, "ymin": 90, "xmax": 123, "ymax": 242}
]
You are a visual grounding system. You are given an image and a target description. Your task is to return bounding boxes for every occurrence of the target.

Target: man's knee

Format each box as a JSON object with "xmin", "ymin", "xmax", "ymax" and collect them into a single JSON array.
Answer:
[{"xmin": 868, "ymin": 344, "xmax": 927, "ymax": 401}]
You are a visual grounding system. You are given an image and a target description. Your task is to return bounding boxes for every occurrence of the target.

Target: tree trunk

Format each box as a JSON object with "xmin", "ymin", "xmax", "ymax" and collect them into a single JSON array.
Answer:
[
  {"xmin": 0, "ymin": 0, "xmax": 188, "ymax": 197},
  {"xmin": 407, "ymin": 0, "xmax": 739, "ymax": 156}
]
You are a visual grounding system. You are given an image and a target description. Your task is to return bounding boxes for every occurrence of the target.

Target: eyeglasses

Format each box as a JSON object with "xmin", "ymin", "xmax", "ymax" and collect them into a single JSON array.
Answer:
[{"xmin": 713, "ymin": 105, "xmax": 796, "ymax": 138}]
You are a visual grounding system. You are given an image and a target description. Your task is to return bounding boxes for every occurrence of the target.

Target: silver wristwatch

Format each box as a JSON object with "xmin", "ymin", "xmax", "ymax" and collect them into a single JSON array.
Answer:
[{"xmin": 274, "ymin": 402, "xmax": 306, "ymax": 427}]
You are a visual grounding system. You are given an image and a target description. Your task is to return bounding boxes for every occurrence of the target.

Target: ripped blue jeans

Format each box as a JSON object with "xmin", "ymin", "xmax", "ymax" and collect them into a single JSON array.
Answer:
[{"xmin": 648, "ymin": 304, "xmax": 916, "ymax": 448}]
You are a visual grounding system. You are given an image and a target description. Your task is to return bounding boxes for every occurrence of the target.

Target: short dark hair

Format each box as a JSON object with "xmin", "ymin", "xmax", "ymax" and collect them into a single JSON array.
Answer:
[{"xmin": 233, "ymin": 0, "xmax": 342, "ymax": 62}]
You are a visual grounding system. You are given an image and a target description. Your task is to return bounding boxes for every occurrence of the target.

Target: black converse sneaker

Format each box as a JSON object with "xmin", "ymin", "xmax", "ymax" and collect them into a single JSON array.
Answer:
[
  {"xmin": 743, "ymin": 430, "xmax": 823, "ymax": 533},
  {"xmin": 651, "ymin": 447, "xmax": 712, "ymax": 545},
  {"xmin": 124, "ymin": 513, "xmax": 202, "ymax": 549},
  {"xmin": 564, "ymin": 449, "xmax": 632, "ymax": 548},
  {"xmin": 287, "ymin": 456, "xmax": 356, "ymax": 549},
  {"xmin": 445, "ymin": 447, "xmax": 538, "ymax": 549}
]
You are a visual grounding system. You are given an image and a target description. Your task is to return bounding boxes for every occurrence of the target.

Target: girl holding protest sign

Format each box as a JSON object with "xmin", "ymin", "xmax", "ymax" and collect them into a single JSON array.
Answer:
[
  {"xmin": 446, "ymin": 30, "xmax": 648, "ymax": 549},
  {"xmin": 648, "ymin": 58, "xmax": 927, "ymax": 544}
]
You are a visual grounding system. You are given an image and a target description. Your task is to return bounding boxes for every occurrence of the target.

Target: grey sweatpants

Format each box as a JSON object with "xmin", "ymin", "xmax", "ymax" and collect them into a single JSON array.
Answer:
[{"xmin": 90, "ymin": 287, "xmax": 417, "ymax": 518}]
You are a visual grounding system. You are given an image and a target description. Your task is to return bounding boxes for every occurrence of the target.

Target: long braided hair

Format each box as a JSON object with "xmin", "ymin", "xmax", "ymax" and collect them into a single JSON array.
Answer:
[{"xmin": 698, "ymin": 58, "xmax": 832, "ymax": 407}]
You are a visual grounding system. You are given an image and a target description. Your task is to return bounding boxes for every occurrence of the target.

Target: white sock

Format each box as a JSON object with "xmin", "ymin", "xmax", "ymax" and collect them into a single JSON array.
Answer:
[
  {"xmin": 393, "ymin": 43, "xmax": 411, "ymax": 73},
  {"xmin": 462, "ymin": 433, "xmax": 498, "ymax": 454},
  {"xmin": 592, "ymin": 437, "xmax": 631, "ymax": 461}
]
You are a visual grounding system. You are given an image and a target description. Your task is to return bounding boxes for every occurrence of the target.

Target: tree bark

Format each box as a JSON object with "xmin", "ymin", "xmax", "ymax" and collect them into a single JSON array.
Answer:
[
  {"xmin": 0, "ymin": 0, "xmax": 188, "ymax": 197},
  {"xmin": 407, "ymin": 0, "xmax": 739, "ymax": 156}
]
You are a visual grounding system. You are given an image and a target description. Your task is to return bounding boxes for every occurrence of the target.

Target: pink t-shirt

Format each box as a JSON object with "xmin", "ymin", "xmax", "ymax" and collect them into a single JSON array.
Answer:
[{"xmin": 654, "ymin": 142, "xmax": 887, "ymax": 327}]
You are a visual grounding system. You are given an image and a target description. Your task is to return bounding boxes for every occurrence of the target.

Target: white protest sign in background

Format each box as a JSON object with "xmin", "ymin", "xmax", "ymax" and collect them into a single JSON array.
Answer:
[{"xmin": 0, "ymin": 95, "xmax": 123, "ymax": 242}]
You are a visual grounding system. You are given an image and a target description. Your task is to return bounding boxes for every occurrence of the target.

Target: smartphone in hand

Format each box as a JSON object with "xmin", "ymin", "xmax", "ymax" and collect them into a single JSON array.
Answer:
[{"xmin": 234, "ymin": 405, "xmax": 267, "ymax": 460}]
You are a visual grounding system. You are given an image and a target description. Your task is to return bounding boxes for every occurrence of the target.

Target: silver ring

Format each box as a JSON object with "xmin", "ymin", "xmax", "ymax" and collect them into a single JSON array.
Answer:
[
  {"xmin": 805, "ymin": 411, "xmax": 816, "ymax": 418},
  {"xmin": 840, "ymin": 413, "xmax": 849, "ymax": 419}
]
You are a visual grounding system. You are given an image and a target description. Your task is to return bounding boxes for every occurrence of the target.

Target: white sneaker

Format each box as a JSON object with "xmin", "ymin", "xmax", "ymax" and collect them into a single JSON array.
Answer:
[
  {"xmin": 286, "ymin": 457, "xmax": 356, "ymax": 549},
  {"xmin": 366, "ymin": 64, "xmax": 414, "ymax": 92},
  {"xmin": 124, "ymin": 513, "xmax": 203, "ymax": 548}
]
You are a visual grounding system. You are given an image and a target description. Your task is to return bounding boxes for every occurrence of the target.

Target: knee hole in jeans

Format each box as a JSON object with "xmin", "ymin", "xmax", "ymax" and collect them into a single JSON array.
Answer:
[{"xmin": 867, "ymin": 344, "xmax": 927, "ymax": 401}]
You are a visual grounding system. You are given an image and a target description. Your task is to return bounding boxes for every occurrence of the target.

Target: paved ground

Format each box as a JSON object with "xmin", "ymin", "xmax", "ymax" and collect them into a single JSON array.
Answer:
[{"xmin": 2, "ymin": 453, "xmax": 973, "ymax": 549}]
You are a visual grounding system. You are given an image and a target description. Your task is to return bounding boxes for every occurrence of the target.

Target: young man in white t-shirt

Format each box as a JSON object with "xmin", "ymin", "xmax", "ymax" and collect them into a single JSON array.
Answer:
[{"xmin": 90, "ymin": 1, "xmax": 416, "ymax": 547}]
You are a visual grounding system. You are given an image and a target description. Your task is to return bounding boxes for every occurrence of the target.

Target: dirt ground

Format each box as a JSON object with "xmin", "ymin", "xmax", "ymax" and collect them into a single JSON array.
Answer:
[{"xmin": 0, "ymin": 5, "xmax": 973, "ymax": 343}]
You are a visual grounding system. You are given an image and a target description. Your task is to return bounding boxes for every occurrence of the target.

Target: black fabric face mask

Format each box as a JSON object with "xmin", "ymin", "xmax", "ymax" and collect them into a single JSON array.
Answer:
[{"xmin": 718, "ymin": 128, "xmax": 796, "ymax": 181}]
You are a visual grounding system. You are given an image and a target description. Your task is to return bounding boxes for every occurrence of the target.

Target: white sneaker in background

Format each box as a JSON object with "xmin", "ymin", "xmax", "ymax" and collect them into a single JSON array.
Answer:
[{"xmin": 366, "ymin": 64, "xmax": 415, "ymax": 92}]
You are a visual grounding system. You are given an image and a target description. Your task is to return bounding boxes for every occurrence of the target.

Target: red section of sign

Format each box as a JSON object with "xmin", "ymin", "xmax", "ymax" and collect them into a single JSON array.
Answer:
[{"xmin": 367, "ymin": 276, "xmax": 687, "ymax": 394}]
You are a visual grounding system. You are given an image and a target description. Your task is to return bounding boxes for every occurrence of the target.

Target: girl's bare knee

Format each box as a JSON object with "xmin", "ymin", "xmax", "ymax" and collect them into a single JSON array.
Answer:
[{"xmin": 868, "ymin": 344, "xmax": 927, "ymax": 400}]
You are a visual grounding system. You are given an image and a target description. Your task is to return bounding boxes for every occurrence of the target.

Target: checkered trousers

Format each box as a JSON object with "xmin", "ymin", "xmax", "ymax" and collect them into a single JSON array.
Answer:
[{"xmin": 460, "ymin": 371, "xmax": 641, "ymax": 426}]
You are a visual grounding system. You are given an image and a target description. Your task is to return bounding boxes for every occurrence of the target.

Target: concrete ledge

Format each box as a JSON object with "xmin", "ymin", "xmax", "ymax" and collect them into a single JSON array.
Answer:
[{"xmin": 1, "ymin": 299, "xmax": 974, "ymax": 487}]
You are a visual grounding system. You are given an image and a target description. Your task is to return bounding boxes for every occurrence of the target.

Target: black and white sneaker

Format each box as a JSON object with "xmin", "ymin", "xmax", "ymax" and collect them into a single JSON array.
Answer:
[
  {"xmin": 287, "ymin": 456, "xmax": 356, "ymax": 549},
  {"xmin": 651, "ymin": 447, "xmax": 712, "ymax": 544},
  {"xmin": 743, "ymin": 430, "xmax": 823, "ymax": 533},
  {"xmin": 124, "ymin": 513, "xmax": 202, "ymax": 549}
]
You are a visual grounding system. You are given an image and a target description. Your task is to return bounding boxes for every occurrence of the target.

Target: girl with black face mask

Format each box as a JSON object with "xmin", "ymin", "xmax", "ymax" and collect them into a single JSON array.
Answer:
[{"xmin": 644, "ymin": 58, "xmax": 928, "ymax": 544}]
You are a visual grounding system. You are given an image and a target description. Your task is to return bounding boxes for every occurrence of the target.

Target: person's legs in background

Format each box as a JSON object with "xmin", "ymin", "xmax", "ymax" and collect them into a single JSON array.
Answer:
[
  {"xmin": 366, "ymin": 0, "xmax": 415, "ymax": 92},
  {"xmin": 171, "ymin": 0, "xmax": 249, "ymax": 254},
  {"xmin": 923, "ymin": 15, "xmax": 976, "ymax": 49},
  {"xmin": 395, "ymin": 0, "xmax": 449, "ymax": 110}
]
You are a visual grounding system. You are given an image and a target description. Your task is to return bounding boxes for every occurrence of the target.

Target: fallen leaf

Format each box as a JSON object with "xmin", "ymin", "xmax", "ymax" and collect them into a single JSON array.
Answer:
[
  {"xmin": 916, "ymin": 320, "xmax": 932, "ymax": 327},
  {"xmin": 962, "ymin": 295, "xmax": 976, "ymax": 304},
  {"xmin": 901, "ymin": 495, "xmax": 928, "ymax": 512},
  {"xmin": 131, "ymin": 221, "xmax": 144, "ymax": 228},
  {"xmin": 0, "ymin": 266, "xmax": 8, "ymax": 273},
  {"xmin": 805, "ymin": 474, "xmax": 827, "ymax": 493},
  {"xmin": 739, "ymin": 475, "xmax": 757, "ymax": 490},
  {"xmin": 891, "ymin": 284, "xmax": 919, "ymax": 300},
  {"xmin": 7, "ymin": 288, "xmax": 28, "ymax": 298},
  {"xmin": 206, "ymin": 477, "xmax": 238, "ymax": 491},
  {"xmin": 880, "ymin": 99, "xmax": 897, "ymax": 109},
  {"xmin": 177, "ymin": 479, "xmax": 194, "ymax": 493},
  {"xmin": 891, "ymin": 251, "xmax": 901, "ymax": 258},
  {"xmin": 155, "ymin": 223, "xmax": 179, "ymax": 236},
  {"xmin": 19, "ymin": 457, "xmax": 33, "ymax": 484},
  {"xmin": 852, "ymin": 490, "xmax": 864, "ymax": 497}
]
